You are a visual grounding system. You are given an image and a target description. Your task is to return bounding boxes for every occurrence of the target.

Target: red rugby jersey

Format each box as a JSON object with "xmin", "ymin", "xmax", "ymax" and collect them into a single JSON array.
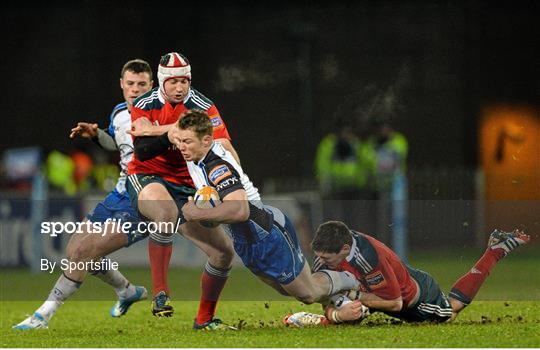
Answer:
[
  {"xmin": 127, "ymin": 87, "xmax": 231, "ymax": 186},
  {"xmin": 313, "ymin": 231, "xmax": 418, "ymax": 308}
]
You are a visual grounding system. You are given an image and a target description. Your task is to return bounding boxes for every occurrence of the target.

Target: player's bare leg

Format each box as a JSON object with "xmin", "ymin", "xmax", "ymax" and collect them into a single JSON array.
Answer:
[
  {"xmin": 65, "ymin": 222, "xmax": 128, "ymax": 280},
  {"xmin": 279, "ymin": 264, "xmax": 358, "ymax": 304},
  {"xmin": 137, "ymin": 183, "xmax": 177, "ymax": 316},
  {"xmin": 256, "ymin": 275, "xmax": 289, "ymax": 296},
  {"xmin": 65, "ymin": 221, "xmax": 147, "ymax": 317},
  {"xmin": 279, "ymin": 264, "xmax": 332, "ymax": 304},
  {"xmin": 179, "ymin": 222, "xmax": 235, "ymax": 329},
  {"xmin": 446, "ymin": 228, "xmax": 530, "ymax": 322}
]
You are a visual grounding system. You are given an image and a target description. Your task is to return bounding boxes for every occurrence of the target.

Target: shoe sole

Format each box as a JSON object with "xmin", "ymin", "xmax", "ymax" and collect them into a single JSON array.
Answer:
[{"xmin": 152, "ymin": 309, "xmax": 174, "ymax": 317}]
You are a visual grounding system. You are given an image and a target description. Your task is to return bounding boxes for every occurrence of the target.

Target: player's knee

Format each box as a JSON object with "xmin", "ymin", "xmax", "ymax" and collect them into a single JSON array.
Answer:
[
  {"xmin": 209, "ymin": 247, "xmax": 234, "ymax": 268},
  {"xmin": 67, "ymin": 242, "xmax": 93, "ymax": 262},
  {"xmin": 153, "ymin": 208, "xmax": 178, "ymax": 227}
]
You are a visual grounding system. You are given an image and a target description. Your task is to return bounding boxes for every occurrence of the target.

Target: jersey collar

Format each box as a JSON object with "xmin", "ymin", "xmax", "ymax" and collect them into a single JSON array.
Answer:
[
  {"xmin": 158, "ymin": 87, "xmax": 192, "ymax": 105},
  {"xmin": 345, "ymin": 232, "xmax": 358, "ymax": 262},
  {"xmin": 195, "ymin": 141, "xmax": 215, "ymax": 167}
]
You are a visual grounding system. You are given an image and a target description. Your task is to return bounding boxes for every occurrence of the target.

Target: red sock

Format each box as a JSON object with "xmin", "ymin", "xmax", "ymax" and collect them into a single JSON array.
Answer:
[
  {"xmin": 449, "ymin": 248, "xmax": 505, "ymax": 305},
  {"xmin": 196, "ymin": 263, "xmax": 230, "ymax": 324},
  {"xmin": 148, "ymin": 239, "xmax": 172, "ymax": 296}
]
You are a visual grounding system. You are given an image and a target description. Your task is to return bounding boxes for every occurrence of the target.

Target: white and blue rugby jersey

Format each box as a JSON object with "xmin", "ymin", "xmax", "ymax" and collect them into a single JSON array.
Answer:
[
  {"xmin": 187, "ymin": 142, "xmax": 260, "ymax": 202},
  {"xmin": 107, "ymin": 102, "xmax": 133, "ymax": 194}
]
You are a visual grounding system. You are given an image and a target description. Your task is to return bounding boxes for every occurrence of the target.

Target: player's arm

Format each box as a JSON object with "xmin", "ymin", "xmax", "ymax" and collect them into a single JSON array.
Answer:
[
  {"xmin": 126, "ymin": 117, "xmax": 175, "ymax": 137},
  {"xmin": 357, "ymin": 260, "xmax": 403, "ymax": 312},
  {"xmin": 128, "ymin": 109, "xmax": 174, "ymax": 161},
  {"xmin": 182, "ymin": 189, "xmax": 249, "ymax": 223},
  {"xmin": 324, "ymin": 300, "xmax": 366, "ymax": 323},
  {"xmin": 70, "ymin": 122, "xmax": 118, "ymax": 151},
  {"xmin": 132, "ymin": 134, "xmax": 171, "ymax": 161},
  {"xmin": 357, "ymin": 292, "xmax": 402, "ymax": 312}
]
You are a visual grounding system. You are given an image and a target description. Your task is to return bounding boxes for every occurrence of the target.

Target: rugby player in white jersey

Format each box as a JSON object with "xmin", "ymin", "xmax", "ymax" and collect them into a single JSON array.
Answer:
[
  {"xmin": 14, "ymin": 59, "xmax": 154, "ymax": 330},
  {"xmin": 169, "ymin": 110, "xmax": 359, "ymax": 315}
]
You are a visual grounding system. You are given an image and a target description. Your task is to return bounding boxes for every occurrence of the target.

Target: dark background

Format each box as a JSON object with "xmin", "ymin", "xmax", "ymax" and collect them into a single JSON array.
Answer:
[{"xmin": 2, "ymin": 0, "xmax": 539, "ymax": 186}]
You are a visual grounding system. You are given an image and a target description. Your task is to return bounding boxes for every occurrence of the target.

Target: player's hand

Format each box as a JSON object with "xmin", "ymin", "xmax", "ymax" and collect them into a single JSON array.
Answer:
[
  {"xmin": 167, "ymin": 126, "xmax": 180, "ymax": 146},
  {"xmin": 70, "ymin": 122, "xmax": 98, "ymax": 139},
  {"xmin": 337, "ymin": 300, "xmax": 365, "ymax": 322},
  {"xmin": 126, "ymin": 117, "xmax": 153, "ymax": 136},
  {"xmin": 181, "ymin": 196, "xmax": 201, "ymax": 221}
]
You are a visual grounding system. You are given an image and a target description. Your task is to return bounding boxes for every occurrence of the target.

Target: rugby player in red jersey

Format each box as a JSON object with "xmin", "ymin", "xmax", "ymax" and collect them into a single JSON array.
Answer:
[
  {"xmin": 285, "ymin": 220, "xmax": 530, "ymax": 326},
  {"xmin": 126, "ymin": 52, "xmax": 238, "ymax": 329}
]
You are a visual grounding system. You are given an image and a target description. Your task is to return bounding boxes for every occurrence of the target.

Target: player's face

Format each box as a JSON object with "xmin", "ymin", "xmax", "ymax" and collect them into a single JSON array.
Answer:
[
  {"xmin": 314, "ymin": 245, "xmax": 350, "ymax": 268},
  {"xmin": 163, "ymin": 77, "xmax": 191, "ymax": 104},
  {"xmin": 176, "ymin": 128, "xmax": 211, "ymax": 162},
  {"xmin": 120, "ymin": 71, "xmax": 153, "ymax": 109}
]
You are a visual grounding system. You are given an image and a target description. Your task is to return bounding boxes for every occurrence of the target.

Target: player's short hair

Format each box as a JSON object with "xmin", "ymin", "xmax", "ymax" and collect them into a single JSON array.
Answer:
[
  {"xmin": 178, "ymin": 110, "xmax": 213, "ymax": 140},
  {"xmin": 311, "ymin": 221, "xmax": 353, "ymax": 253},
  {"xmin": 121, "ymin": 59, "xmax": 153, "ymax": 80}
]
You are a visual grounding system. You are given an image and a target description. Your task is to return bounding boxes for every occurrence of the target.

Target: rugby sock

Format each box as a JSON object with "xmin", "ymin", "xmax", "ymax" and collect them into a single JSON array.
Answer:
[
  {"xmin": 89, "ymin": 257, "xmax": 136, "ymax": 299},
  {"xmin": 148, "ymin": 232, "xmax": 173, "ymax": 296},
  {"xmin": 37, "ymin": 273, "xmax": 81, "ymax": 321},
  {"xmin": 318, "ymin": 270, "xmax": 360, "ymax": 295},
  {"xmin": 196, "ymin": 262, "xmax": 231, "ymax": 325},
  {"xmin": 449, "ymin": 248, "xmax": 505, "ymax": 305}
]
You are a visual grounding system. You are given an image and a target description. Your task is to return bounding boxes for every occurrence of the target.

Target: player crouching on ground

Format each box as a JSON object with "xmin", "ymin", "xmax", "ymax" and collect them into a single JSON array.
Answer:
[
  {"xmin": 284, "ymin": 220, "xmax": 530, "ymax": 326},
  {"xmin": 170, "ymin": 110, "xmax": 359, "ymax": 311}
]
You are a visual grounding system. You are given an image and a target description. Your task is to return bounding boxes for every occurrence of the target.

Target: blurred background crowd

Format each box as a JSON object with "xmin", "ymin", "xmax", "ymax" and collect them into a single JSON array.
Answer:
[{"xmin": 1, "ymin": 1, "xmax": 538, "ymax": 267}]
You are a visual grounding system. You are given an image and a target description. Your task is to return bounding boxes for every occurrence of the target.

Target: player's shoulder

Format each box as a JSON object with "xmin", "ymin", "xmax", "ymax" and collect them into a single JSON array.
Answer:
[
  {"xmin": 184, "ymin": 87, "xmax": 214, "ymax": 111},
  {"xmin": 133, "ymin": 87, "xmax": 163, "ymax": 111},
  {"xmin": 110, "ymin": 102, "xmax": 128, "ymax": 119},
  {"xmin": 350, "ymin": 231, "xmax": 379, "ymax": 273},
  {"xmin": 201, "ymin": 148, "xmax": 238, "ymax": 185}
]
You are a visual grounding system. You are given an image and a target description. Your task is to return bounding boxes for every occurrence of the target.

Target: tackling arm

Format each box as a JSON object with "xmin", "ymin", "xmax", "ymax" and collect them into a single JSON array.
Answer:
[
  {"xmin": 356, "ymin": 258, "xmax": 404, "ymax": 312},
  {"xmin": 357, "ymin": 292, "xmax": 403, "ymax": 312},
  {"xmin": 133, "ymin": 134, "xmax": 171, "ymax": 161}
]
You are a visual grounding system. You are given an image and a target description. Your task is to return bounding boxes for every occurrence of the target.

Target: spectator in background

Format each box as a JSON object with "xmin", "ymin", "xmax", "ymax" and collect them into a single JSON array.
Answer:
[
  {"xmin": 45, "ymin": 149, "xmax": 77, "ymax": 196},
  {"xmin": 314, "ymin": 121, "xmax": 373, "ymax": 230},
  {"xmin": 363, "ymin": 119, "xmax": 408, "ymax": 192},
  {"xmin": 361, "ymin": 118, "xmax": 408, "ymax": 244}
]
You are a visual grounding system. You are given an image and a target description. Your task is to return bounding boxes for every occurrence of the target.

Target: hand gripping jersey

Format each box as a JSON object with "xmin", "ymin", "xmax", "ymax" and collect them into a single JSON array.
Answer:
[
  {"xmin": 107, "ymin": 102, "xmax": 134, "ymax": 194},
  {"xmin": 313, "ymin": 231, "xmax": 419, "ymax": 308},
  {"xmin": 128, "ymin": 87, "xmax": 230, "ymax": 186}
]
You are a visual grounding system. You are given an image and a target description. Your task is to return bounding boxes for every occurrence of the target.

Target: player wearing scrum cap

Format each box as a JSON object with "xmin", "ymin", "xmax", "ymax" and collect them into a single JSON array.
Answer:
[{"xmin": 126, "ymin": 52, "xmax": 238, "ymax": 330}]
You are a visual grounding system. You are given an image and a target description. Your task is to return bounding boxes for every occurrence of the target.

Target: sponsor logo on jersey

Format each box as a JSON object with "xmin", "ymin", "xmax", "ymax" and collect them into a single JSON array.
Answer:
[
  {"xmin": 141, "ymin": 175, "xmax": 156, "ymax": 182},
  {"xmin": 209, "ymin": 164, "xmax": 232, "ymax": 185},
  {"xmin": 210, "ymin": 116, "xmax": 222, "ymax": 127},
  {"xmin": 216, "ymin": 177, "xmax": 239, "ymax": 191},
  {"xmin": 365, "ymin": 271, "xmax": 386, "ymax": 289}
]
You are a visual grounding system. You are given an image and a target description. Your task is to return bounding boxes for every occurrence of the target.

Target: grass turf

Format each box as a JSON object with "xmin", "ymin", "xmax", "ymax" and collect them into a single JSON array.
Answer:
[{"xmin": 1, "ymin": 248, "xmax": 539, "ymax": 347}]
